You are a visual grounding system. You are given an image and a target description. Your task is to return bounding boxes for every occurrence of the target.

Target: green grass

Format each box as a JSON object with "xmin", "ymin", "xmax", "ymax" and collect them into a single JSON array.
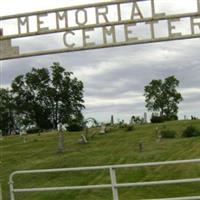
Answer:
[{"xmin": 1, "ymin": 120, "xmax": 200, "ymax": 200}]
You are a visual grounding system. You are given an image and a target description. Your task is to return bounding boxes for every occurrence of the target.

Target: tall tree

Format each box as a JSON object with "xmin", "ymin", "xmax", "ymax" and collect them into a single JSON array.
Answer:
[
  {"xmin": 11, "ymin": 62, "xmax": 85, "ymax": 130},
  {"xmin": 144, "ymin": 76, "xmax": 183, "ymax": 119},
  {"xmin": 48, "ymin": 62, "xmax": 85, "ymax": 128}
]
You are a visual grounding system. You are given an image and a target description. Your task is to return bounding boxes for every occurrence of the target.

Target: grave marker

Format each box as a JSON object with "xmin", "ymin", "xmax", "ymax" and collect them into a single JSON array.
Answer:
[
  {"xmin": 78, "ymin": 134, "xmax": 88, "ymax": 144},
  {"xmin": 144, "ymin": 112, "xmax": 147, "ymax": 123},
  {"xmin": 20, "ymin": 129, "xmax": 27, "ymax": 143},
  {"xmin": 156, "ymin": 127, "xmax": 162, "ymax": 143},
  {"xmin": 99, "ymin": 123, "xmax": 106, "ymax": 134},
  {"xmin": 58, "ymin": 123, "xmax": 65, "ymax": 153},
  {"xmin": 111, "ymin": 115, "xmax": 114, "ymax": 125}
]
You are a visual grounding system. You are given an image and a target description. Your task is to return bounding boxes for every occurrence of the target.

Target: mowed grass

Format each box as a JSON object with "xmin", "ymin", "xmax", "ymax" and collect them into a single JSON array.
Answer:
[{"xmin": 1, "ymin": 120, "xmax": 200, "ymax": 200}]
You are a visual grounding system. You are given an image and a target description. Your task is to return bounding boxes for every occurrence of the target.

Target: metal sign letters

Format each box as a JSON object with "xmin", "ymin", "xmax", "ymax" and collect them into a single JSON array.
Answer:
[{"xmin": 0, "ymin": 0, "xmax": 200, "ymax": 60}]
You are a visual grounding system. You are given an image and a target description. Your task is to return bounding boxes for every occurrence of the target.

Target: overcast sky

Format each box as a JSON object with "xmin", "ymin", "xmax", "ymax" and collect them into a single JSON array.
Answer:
[{"xmin": 0, "ymin": 0, "xmax": 200, "ymax": 123}]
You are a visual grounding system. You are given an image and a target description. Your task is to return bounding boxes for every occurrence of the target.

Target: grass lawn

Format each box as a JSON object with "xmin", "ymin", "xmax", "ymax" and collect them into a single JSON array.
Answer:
[{"xmin": 1, "ymin": 120, "xmax": 200, "ymax": 200}]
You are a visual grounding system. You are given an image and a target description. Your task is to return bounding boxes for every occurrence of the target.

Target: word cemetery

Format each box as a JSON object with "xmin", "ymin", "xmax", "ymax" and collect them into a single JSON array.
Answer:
[{"xmin": 0, "ymin": 0, "xmax": 200, "ymax": 60}]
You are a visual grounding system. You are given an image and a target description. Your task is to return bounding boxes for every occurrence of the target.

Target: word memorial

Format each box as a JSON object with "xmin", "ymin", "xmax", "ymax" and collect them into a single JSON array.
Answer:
[{"xmin": 0, "ymin": 0, "xmax": 200, "ymax": 60}]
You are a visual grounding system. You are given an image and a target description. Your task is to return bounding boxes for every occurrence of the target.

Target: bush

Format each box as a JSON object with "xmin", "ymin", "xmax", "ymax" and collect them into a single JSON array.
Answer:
[
  {"xmin": 151, "ymin": 115, "xmax": 178, "ymax": 123},
  {"xmin": 160, "ymin": 129, "xmax": 176, "ymax": 138},
  {"xmin": 182, "ymin": 125, "xmax": 200, "ymax": 137},
  {"xmin": 165, "ymin": 115, "xmax": 178, "ymax": 121},
  {"xmin": 67, "ymin": 123, "xmax": 83, "ymax": 132},
  {"xmin": 125, "ymin": 125, "xmax": 135, "ymax": 132},
  {"xmin": 26, "ymin": 127, "xmax": 41, "ymax": 134},
  {"xmin": 118, "ymin": 123, "xmax": 126, "ymax": 129},
  {"xmin": 151, "ymin": 116, "xmax": 165, "ymax": 123}
]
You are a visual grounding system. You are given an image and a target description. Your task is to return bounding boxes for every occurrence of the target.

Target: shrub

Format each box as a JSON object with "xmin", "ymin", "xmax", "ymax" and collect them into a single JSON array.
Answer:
[
  {"xmin": 182, "ymin": 125, "xmax": 200, "ymax": 137},
  {"xmin": 118, "ymin": 123, "xmax": 126, "ymax": 129},
  {"xmin": 160, "ymin": 129, "xmax": 176, "ymax": 138},
  {"xmin": 131, "ymin": 116, "xmax": 143, "ymax": 124},
  {"xmin": 67, "ymin": 123, "xmax": 83, "ymax": 132},
  {"xmin": 165, "ymin": 115, "xmax": 178, "ymax": 121},
  {"xmin": 151, "ymin": 115, "xmax": 178, "ymax": 123},
  {"xmin": 151, "ymin": 116, "xmax": 165, "ymax": 123},
  {"xmin": 125, "ymin": 125, "xmax": 135, "ymax": 132},
  {"xmin": 26, "ymin": 127, "xmax": 41, "ymax": 134}
]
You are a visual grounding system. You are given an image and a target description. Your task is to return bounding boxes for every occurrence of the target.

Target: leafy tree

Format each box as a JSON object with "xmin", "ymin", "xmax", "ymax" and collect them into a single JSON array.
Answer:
[
  {"xmin": 12, "ymin": 68, "xmax": 51, "ymax": 130},
  {"xmin": 48, "ymin": 62, "xmax": 85, "ymax": 129},
  {"xmin": 11, "ymin": 62, "xmax": 85, "ymax": 130},
  {"xmin": 0, "ymin": 88, "xmax": 15, "ymax": 135},
  {"xmin": 144, "ymin": 76, "xmax": 183, "ymax": 120}
]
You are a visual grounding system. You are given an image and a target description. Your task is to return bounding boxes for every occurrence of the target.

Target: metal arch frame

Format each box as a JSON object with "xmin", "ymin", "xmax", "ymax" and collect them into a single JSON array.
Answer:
[
  {"xmin": 0, "ymin": 0, "xmax": 199, "ymax": 41},
  {"xmin": 9, "ymin": 159, "xmax": 200, "ymax": 200},
  {"xmin": 0, "ymin": 0, "xmax": 200, "ymax": 60},
  {"xmin": 1, "ymin": 34, "xmax": 200, "ymax": 61}
]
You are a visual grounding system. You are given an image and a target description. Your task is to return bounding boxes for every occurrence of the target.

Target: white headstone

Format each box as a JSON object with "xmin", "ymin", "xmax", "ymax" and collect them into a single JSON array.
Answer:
[
  {"xmin": 78, "ymin": 134, "xmax": 88, "ymax": 144},
  {"xmin": 155, "ymin": 127, "xmax": 162, "ymax": 143},
  {"xmin": 58, "ymin": 123, "xmax": 65, "ymax": 153},
  {"xmin": 99, "ymin": 123, "xmax": 106, "ymax": 134},
  {"xmin": 144, "ymin": 112, "xmax": 147, "ymax": 123},
  {"xmin": 130, "ymin": 116, "xmax": 134, "ymax": 125},
  {"xmin": 58, "ymin": 123, "xmax": 63, "ymax": 132}
]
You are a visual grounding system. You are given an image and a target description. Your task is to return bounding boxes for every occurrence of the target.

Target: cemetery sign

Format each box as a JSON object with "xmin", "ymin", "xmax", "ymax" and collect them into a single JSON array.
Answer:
[{"xmin": 0, "ymin": 0, "xmax": 200, "ymax": 60}]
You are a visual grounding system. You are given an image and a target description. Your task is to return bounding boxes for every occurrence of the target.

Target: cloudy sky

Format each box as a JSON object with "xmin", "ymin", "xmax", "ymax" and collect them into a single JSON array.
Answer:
[{"xmin": 0, "ymin": 0, "xmax": 200, "ymax": 123}]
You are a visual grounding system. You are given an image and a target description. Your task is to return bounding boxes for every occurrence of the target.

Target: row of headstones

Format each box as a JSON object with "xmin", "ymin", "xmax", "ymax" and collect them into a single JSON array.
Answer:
[
  {"xmin": 78, "ymin": 122, "xmax": 107, "ymax": 144},
  {"xmin": 78, "ymin": 113, "xmax": 148, "ymax": 145},
  {"xmin": 111, "ymin": 113, "xmax": 148, "ymax": 125},
  {"xmin": 184, "ymin": 115, "xmax": 199, "ymax": 120}
]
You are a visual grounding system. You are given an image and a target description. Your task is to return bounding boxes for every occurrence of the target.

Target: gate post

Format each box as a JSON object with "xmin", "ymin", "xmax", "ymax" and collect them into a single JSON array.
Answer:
[
  {"xmin": 109, "ymin": 168, "xmax": 119, "ymax": 200},
  {"xmin": 8, "ymin": 179, "xmax": 15, "ymax": 200}
]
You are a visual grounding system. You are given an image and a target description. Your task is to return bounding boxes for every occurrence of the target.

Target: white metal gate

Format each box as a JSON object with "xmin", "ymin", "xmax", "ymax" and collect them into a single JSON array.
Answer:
[{"xmin": 9, "ymin": 159, "xmax": 200, "ymax": 200}]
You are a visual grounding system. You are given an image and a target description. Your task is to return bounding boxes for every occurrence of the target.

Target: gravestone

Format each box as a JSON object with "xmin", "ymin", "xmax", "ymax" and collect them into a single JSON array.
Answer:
[
  {"xmin": 144, "ymin": 112, "xmax": 147, "ymax": 123},
  {"xmin": 99, "ymin": 123, "xmax": 106, "ymax": 134},
  {"xmin": 58, "ymin": 123, "xmax": 65, "ymax": 153},
  {"xmin": 155, "ymin": 127, "xmax": 162, "ymax": 143},
  {"xmin": 111, "ymin": 115, "xmax": 114, "ymax": 125},
  {"xmin": 78, "ymin": 134, "xmax": 88, "ymax": 144},
  {"xmin": 20, "ymin": 129, "xmax": 27, "ymax": 143},
  {"xmin": 130, "ymin": 116, "xmax": 134, "ymax": 125}
]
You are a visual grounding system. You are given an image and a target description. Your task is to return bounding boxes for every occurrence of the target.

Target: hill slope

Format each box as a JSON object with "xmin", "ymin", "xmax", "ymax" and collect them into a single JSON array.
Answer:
[{"xmin": 1, "ymin": 120, "xmax": 200, "ymax": 200}]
